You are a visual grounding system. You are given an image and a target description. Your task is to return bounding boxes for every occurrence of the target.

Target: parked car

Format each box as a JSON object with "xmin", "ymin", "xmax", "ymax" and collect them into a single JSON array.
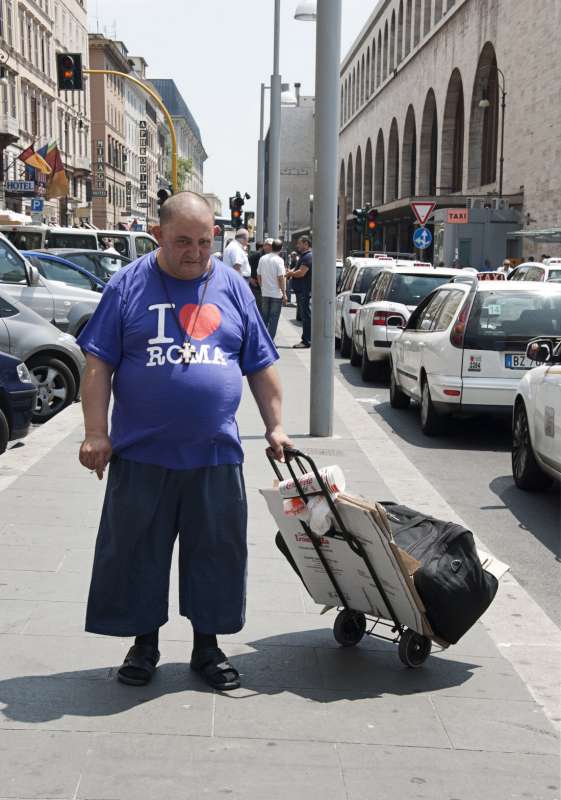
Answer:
[
  {"xmin": 512, "ymin": 336, "xmax": 561, "ymax": 490},
  {"xmin": 0, "ymin": 234, "xmax": 101, "ymax": 336},
  {"xmin": 335, "ymin": 256, "xmax": 396, "ymax": 356},
  {"xmin": 508, "ymin": 261, "xmax": 561, "ymax": 283},
  {"xmin": 0, "ymin": 350, "xmax": 36, "ymax": 453},
  {"xmin": 351, "ymin": 266, "xmax": 463, "ymax": 380},
  {"xmin": 0, "ymin": 290, "xmax": 85, "ymax": 422},
  {"xmin": 389, "ymin": 279, "xmax": 561, "ymax": 435},
  {"xmin": 336, "ymin": 259, "xmax": 344, "ymax": 292},
  {"xmin": 95, "ymin": 230, "xmax": 158, "ymax": 260},
  {"xmin": 38, "ymin": 248, "xmax": 131, "ymax": 283},
  {"xmin": 0, "ymin": 224, "xmax": 99, "ymax": 251},
  {"xmin": 23, "ymin": 251, "xmax": 105, "ymax": 292}
]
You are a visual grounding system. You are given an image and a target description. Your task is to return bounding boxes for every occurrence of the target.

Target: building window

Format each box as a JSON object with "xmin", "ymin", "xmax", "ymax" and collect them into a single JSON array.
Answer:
[
  {"xmin": 6, "ymin": 0, "xmax": 13, "ymax": 46},
  {"xmin": 30, "ymin": 95, "xmax": 38, "ymax": 136}
]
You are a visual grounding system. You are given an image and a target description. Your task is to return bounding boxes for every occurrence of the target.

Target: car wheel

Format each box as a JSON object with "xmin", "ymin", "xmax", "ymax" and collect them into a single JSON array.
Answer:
[
  {"xmin": 0, "ymin": 409, "xmax": 9, "ymax": 454},
  {"xmin": 340, "ymin": 323, "xmax": 352, "ymax": 358},
  {"xmin": 420, "ymin": 377, "xmax": 443, "ymax": 436},
  {"xmin": 350, "ymin": 333, "xmax": 361, "ymax": 366},
  {"xmin": 512, "ymin": 401, "xmax": 552, "ymax": 490},
  {"xmin": 390, "ymin": 365, "xmax": 410, "ymax": 409},
  {"xmin": 360, "ymin": 335, "xmax": 380, "ymax": 382},
  {"xmin": 27, "ymin": 356, "xmax": 77, "ymax": 424}
]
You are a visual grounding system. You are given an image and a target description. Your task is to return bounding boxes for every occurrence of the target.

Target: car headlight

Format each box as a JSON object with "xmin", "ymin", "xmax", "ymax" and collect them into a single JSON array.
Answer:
[{"xmin": 17, "ymin": 362, "xmax": 33, "ymax": 384}]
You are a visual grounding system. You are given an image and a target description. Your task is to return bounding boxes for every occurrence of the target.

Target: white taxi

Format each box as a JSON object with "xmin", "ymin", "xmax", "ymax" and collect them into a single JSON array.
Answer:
[
  {"xmin": 350, "ymin": 265, "xmax": 463, "ymax": 380},
  {"xmin": 335, "ymin": 255, "xmax": 395, "ymax": 356},
  {"xmin": 390, "ymin": 279, "xmax": 561, "ymax": 435},
  {"xmin": 512, "ymin": 337, "xmax": 561, "ymax": 490},
  {"xmin": 508, "ymin": 260, "xmax": 561, "ymax": 283}
]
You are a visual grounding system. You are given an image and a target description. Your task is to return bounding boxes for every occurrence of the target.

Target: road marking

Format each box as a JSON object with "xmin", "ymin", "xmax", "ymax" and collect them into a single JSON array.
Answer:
[
  {"xmin": 356, "ymin": 397, "xmax": 381, "ymax": 405},
  {"xmin": 281, "ymin": 317, "xmax": 561, "ymax": 729}
]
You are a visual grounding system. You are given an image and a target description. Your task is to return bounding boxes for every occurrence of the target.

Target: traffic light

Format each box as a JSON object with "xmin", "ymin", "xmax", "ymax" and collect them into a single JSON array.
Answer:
[
  {"xmin": 56, "ymin": 53, "xmax": 83, "ymax": 91},
  {"xmin": 229, "ymin": 192, "xmax": 245, "ymax": 229},
  {"xmin": 353, "ymin": 207, "xmax": 366, "ymax": 235},
  {"xmin": 367, "ymin": 207, "xmax": 378, "ymax": 233},
  {"xmin": 157, "ymin": 188, "xmax": 172, "ymax": 213}
]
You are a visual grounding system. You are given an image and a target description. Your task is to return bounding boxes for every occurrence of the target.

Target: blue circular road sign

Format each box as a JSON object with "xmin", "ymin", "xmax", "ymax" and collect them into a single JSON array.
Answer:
[{"xmin": 413, "ymin": 226, "xmax": 432, "ymax": 250}]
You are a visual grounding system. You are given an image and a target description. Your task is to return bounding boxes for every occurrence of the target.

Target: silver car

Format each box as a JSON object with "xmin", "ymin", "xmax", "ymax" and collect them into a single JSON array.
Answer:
[
  {"xmin": 0, "ymin": 289, "xmax": 85, "ymax": 423},
  {"xmin": 0, "ymin": 232, "xmax": 100, "ymax": 336}
]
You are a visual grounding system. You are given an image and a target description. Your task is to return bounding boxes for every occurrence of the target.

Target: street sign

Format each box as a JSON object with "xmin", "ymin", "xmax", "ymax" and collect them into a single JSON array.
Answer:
[
  {"xmin": 413, "ymin": 227, "xmax": 432, "ymax": 250},
  {"xmin": 92, "ymin": 190, "xmax": 107, "ymax": 198},
  {"xmin": 6, "ymin": 180, "xmax": 35, "ymax": 193},
  {"xmin": 31, "ymin": 198, "xmax": 44, "ymax": 212},
  {"xmin": 447, "ymin": 208, "xmax": 469, "ymax": 224},
  {"xmin": 411, "ymin": 201, "xmax": 436, "ymax": 226}
]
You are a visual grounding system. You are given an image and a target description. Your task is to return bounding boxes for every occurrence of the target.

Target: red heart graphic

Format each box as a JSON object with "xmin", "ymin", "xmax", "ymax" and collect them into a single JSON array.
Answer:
[{"xmin": 179, "ymin": 303, "xmax": 222, "ymax": 341}]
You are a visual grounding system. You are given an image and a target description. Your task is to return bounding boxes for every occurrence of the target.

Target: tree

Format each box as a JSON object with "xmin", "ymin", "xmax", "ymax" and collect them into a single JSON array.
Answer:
[{"xmin": 167, "ymin": 157, "xmax": 192, "ymax": 190}]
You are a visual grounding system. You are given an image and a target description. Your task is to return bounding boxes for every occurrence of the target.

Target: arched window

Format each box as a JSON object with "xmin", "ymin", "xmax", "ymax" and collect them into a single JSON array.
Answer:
[
  {"xmin": 414, "ymin": 0, "xmax": 421, "ymax": 46},
  {"xmin": 355, "ymin": 146, "xmax": 363, "ymax": 208},
  {"xmin": 419, "ymin": 88, "xmax": 438, "ymax": 195},
  {"xmin": 360, "ymin": 54, "xmax": 365, "ymax": 104},
  {"xmin": 386, "ymin": 118, "xmax": 400, "ymax": 202},
  {"xmin": 347, "ymin": 153, "xmax": 354, "ymax": 207},
  {"xmin": 339, "ymin": 159, "xmax": 346, "ymax": 199},
  {"xmin": 351, "ymin": 68, "xmax": 356, "ymax": 114},
  {"xmin": 405, "ymin": 0, "xmax": 412, "ymax": 56},
  {"xmin": 390, "ymin": 12, "xmax": 396, "ymax": 72},
  {"xmin": 397, "ymin": 1, "xmax": 404, "ymax": 63},
  {"xmin": 441, "ymin": 68, "xmax": 465, "ymax": 192},
  {"xmin": 364, "ymin": 138, "xmax": 373, "ymax": 205},
  {"xmin": 468, "ymin": 42, "xmax": 499, "ymax": 188},
  {"xmin": 366, "ymin": 48, "xmax": 370, "ymax": 97},
  {"xmin": 383, "ymin": 21, "xmax": 389, "ymax": 81},
  {"xmin": 377, "ymin": 31, "xmax": 382, "ymax": 86},
  {"xmin": 374, "ymin": 130, "xmax": 385, "ymax": 206},
  {"xmin": 371, "ymin": 38, "xmax": 376, "ymax": 90},
  {"xmin": 423, "ymin": 0, "xmax": 431, "ymax": 35},
  {"xmin": 401, "ymin": 105, "xmax": 417, "ymax": 196},
  {"xmin": 434, "ymin": 0, "xmax": 443, "ymax": 23},
  {"xmin": 340, "ymin": 84, "xmax": 344, "ymax": 126}
]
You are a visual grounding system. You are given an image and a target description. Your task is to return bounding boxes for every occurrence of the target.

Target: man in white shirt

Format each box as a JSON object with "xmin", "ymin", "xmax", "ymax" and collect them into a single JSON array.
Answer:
[
  {"xmin": 223, "ymin": 229, "xmax": 251, "ymax": 281},
  {"xmin": 257, "ymin": 238, "xmax": 286, "ymax": 341}
]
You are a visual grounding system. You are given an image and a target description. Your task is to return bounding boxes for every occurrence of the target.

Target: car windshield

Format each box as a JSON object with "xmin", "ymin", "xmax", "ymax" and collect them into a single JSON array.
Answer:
[
  {"xmin": 464, "ymin": 290, "xmax": 561, "ymax": 350},
  {"xmin": 47, "ymin": 233, "xmax": 98, "ymax": 249},
  {"xmin": 387, "ymin": 274, "xmax": 454, "ymax": 306},
  {"xmin": 356, "ymin": 267, "xmax": 380, "ymax": 293},
  {"xmin": 4, "ymin": 231, "xmax": 44, "ymax": 250}
]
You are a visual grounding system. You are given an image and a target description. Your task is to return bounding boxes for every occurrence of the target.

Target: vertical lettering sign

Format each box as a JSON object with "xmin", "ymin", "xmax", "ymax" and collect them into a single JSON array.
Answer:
[
  {"xmin": 93, "ymin": 139, "xmax": 107, "ymax": 197},
  {"xmin": 139, "ymin": 120, "xmax": 148, "ymax": 208},
  {"xmin": 125, "ymin": 181, "xmax": 132, "ymax": 214}
]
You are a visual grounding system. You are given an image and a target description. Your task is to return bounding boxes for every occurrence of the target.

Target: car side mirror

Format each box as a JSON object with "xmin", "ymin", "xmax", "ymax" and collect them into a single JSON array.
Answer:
[
  {"xmin": 526, "ymin": 338, "xmax": 552, "ymax": 363},
  {"xmin": 26, "ymin": 263, "xmax": 41, "ymax": 286},
  {"xmin": 349, "ymin": 293, "xmax": 362, "ymax": 304},
  {"xmin": 387, "ymin": 315, "xmax": 404, "ymax": 328}
]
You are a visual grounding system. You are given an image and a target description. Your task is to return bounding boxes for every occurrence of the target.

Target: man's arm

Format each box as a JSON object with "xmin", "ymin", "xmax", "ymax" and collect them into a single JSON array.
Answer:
[
  {"xmin": 247, "ymin": 364, "xmax": 292, "ymax": 461},
  {"xmin": 79, "ymin": 354, "xmax": 114, "ymax": 479},
  {"xmin": 287, "ymin": 264, "xmax": 309, "ymax": 279},
  {"xmin": 277, "ymin": 271, "xmax": 286, "ymax": 302}
]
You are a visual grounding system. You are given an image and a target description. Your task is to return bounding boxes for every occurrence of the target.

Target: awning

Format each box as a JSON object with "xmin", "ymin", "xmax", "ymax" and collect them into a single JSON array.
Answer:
[{"xmin": 508, "ymin": 228, "xmax": 561, "ymax": 242}]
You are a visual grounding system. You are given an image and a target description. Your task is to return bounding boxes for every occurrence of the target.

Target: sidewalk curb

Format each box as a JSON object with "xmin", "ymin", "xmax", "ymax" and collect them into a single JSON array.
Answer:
[
  {"xmin": 280, "ymin": 317, "xmax": 561, "ymax": 729},
  {"xmin": 0, "ymin": 402, "xmax": 83, "ymax": 493}
]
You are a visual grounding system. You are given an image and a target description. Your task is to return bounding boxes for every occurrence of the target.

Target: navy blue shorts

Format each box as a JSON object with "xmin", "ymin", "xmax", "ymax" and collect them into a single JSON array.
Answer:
[{"xmin": 85, "ymin": 456, "xmax": 248, "ymax": 637}]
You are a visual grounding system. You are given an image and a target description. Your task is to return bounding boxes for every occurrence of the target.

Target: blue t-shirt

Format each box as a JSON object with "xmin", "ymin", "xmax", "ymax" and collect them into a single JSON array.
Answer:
[
  {"xmin": 77, "ymin": 253, "xmax": 278, "ymax": 470},
  {"xmin": 291, "ymin": 249, "xmax": 312, "ymax": 294}
]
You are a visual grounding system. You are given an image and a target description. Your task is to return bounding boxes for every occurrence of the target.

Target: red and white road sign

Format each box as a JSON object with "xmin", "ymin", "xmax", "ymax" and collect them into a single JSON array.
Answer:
[{"xmin": 410, "ymin": 201, "xmax": 436, "ymax": 226}]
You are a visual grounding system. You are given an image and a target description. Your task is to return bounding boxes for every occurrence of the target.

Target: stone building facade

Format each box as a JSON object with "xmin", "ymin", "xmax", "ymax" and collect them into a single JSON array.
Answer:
[
  {"xmin": 338, "ymin": 0, "xmax": 561, "ymax": 260},
  {"xmin": 0, "ymin": 0, "xmax": 91, "ymax": 224}
]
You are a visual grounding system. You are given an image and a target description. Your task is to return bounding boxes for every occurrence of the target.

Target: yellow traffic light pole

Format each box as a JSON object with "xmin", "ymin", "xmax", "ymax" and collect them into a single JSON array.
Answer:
[{"xmin": 83, "ymin": 68, "xmax": 178, "ymax": 193}]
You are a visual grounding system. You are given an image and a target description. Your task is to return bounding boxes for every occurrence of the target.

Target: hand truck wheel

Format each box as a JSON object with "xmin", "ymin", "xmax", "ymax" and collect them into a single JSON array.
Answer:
[
  {"xmin": 398, "ymin": 628, "xmax": 432, "ymax": 667},
  {"xmin": 333, "ymin": 609, "xmax": 367, "ymax": 647}
]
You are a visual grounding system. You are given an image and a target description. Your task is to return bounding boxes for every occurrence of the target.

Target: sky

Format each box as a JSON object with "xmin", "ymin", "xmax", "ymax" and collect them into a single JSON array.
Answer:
[{"xmin": 90, "ymin": 0, "xmax": 376, "ymax": 213}]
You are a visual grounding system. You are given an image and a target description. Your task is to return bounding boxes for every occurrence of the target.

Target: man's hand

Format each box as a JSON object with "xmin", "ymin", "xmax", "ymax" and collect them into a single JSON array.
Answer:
[
  {"xmin": 266, "ymin": 426, "xmax": 293, "ymax": 462},
  {"xmin": 79, "ymin": 433, "xmax": 112, "ymax": 479}
]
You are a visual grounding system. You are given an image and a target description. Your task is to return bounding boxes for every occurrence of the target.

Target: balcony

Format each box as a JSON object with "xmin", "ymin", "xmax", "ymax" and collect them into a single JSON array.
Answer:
[
  {"xmin": 74, "ymin": 155, "xmax": 91, "ymax": 173},
  {"xmin": 0, "ymin": 114, "xmax": 19, "ymax": 143}
]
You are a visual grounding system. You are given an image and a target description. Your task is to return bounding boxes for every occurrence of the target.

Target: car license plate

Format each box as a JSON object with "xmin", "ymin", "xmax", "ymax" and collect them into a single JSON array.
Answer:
[{"xmin": 504, "ymin": 353, "xmax": 531, "ymax": 370}]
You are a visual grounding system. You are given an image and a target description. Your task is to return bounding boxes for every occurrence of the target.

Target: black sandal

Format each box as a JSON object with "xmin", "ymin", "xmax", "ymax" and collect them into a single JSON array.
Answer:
[
  {"xmin": 190, "ymin": 646, "xmax": 240, "ymax": 690},
  {"xmin": 117, "ymin": 644, "xmax": 160, "ymax": 686}
]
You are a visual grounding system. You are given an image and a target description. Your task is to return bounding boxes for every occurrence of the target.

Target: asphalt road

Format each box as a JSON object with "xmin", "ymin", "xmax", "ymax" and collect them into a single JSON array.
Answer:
[{"xmin": 334, "ymin": 353, "xmax": 561, "ymax": 628}]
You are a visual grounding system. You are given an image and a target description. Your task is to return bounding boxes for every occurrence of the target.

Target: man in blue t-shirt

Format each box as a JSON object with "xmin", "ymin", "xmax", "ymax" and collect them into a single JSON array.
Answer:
[
  {"xmin": 78, "ymin": 191, "xmax": 292, "ymax": 691},
  {"xmin": 286, "ymin": 235, "xmax": 312, "ymax": 348}
]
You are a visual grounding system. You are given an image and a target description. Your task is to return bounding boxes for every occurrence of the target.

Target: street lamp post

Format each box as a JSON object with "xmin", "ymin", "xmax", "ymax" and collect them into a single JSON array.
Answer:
[
  {"xmin": 296, "ymin": 0, "xmax": 342, "ymax": 436},
  {"xmin": 256, "ymin": 82, "xmax": 268, "ymax": 243},
  {"xmin": 479, "ymin": 67, "xmax": 507, "ymax": 197},
  {"xmin": 268, "ymin": 0, "xmax": 282, "ymax": 238}
]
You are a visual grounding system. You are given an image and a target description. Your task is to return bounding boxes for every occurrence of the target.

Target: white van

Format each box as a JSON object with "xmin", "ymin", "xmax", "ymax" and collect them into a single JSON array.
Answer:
[
  {"xmin": 95, "ymin": 230, "xmax": 158, "ymax": 259},
  {"xmin": 0, "ymin": 225, "xmax": 99, "ymax": 252}
]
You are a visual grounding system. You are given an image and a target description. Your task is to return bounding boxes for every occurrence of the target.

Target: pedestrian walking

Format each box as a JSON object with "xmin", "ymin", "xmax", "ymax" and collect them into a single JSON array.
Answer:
[
  {"xmin": 257, "ymin": 238, "xmax": 287, "ymax": 341},
  {"xmin": 248, "ymin": 241, "xmax": 264, "ymax": 312},
  {"xmin": 287, "ymin": 236, "xmax": 312, "ymax": 349},
  {"xmin": 222, "ymin": 228, "xmax": 251, "ymax": 281},
  {"xmin": 77, "ymin": 192, "xmax": 291, "ymax": 691}
]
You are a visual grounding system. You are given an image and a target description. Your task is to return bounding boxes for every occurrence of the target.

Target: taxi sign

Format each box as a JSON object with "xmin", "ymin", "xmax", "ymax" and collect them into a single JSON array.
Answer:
[
  {"xmin": 477, "ymin": 271, "xmax": 506, "ymax": 281},
  {"xmin": 447, "ymin": 209, "xmax": 469, "ymax": 224}
]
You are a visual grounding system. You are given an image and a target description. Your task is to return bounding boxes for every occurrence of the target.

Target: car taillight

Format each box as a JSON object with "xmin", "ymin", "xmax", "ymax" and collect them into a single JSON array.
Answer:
[
  {"xmin": 450, "ymin": 295, "xmax": 473, "ymax": 348},
  {"xmin": 373, "ymin": 311, "xmax": 405, "ymax": 327}
]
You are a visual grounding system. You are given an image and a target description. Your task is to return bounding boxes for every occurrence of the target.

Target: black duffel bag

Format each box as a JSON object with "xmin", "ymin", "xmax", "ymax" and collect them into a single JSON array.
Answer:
[{"xmin": 382, "ymin": 503, "xmax": 498, "ymax": 644}]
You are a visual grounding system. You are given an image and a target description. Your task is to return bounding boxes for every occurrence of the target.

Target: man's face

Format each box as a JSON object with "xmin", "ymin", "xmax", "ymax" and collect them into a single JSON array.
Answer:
[
  {"xmin": 154, "ymin": 210, "xmax": 214, "ymax": 273},
  {"xmin": 263, "ymin": 242, "xmax": 272, "ymax": 254},
  {"xmin": 237, "ymin": 235, "xmax": 248, "ymax": 250},
  {"xmin": 297, "ymin": 239, "xmax": 308, "ymax": 254}
]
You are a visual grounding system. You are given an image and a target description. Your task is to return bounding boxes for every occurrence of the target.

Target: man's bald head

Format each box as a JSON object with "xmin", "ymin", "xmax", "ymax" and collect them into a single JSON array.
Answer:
[{"xmin": 159, "ymin": 191, "xmax": 214, "ymax": 228}]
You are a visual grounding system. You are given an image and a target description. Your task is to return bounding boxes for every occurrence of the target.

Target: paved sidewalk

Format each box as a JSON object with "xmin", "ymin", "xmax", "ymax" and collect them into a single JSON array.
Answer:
[{"xmin": 0, "ymin": 312, "xmax": 559, "ymax": 799}]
